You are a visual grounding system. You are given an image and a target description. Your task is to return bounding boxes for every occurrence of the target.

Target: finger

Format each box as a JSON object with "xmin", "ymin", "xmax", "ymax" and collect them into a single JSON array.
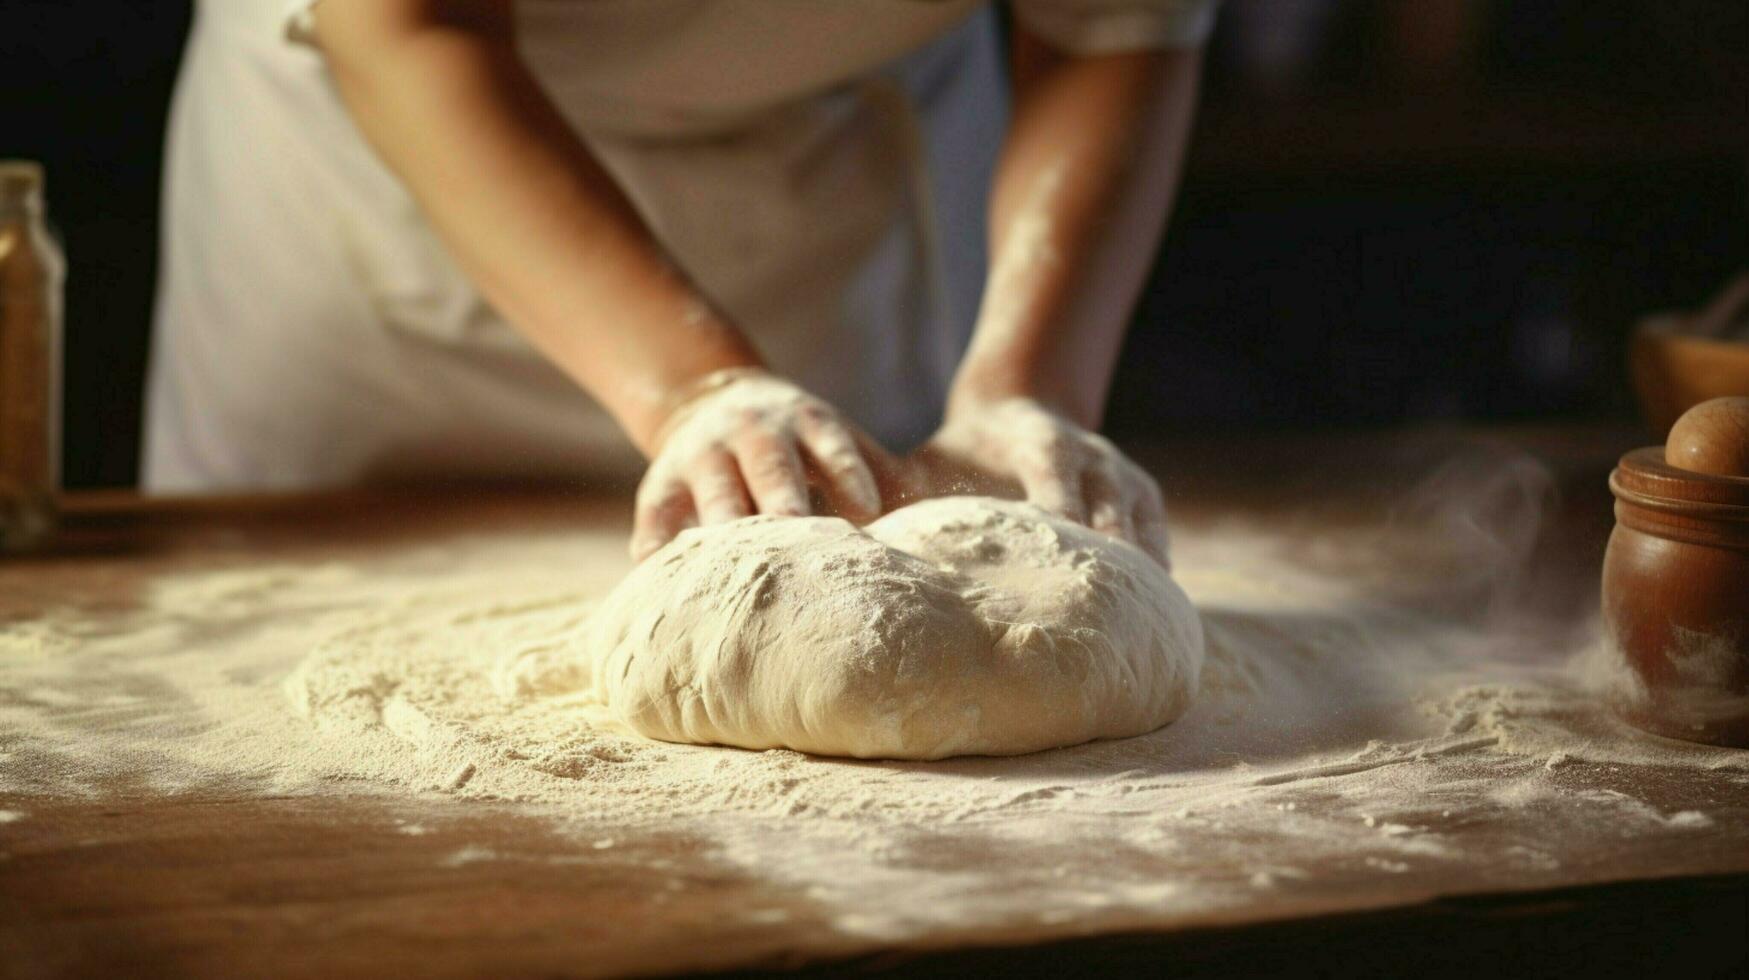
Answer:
[
  {"xmin": 1082, "ymin": 464, "xmax": 1135, "ymax": 544},
  {"xmin": 1131, "ymin": 469, "xmax": 1172, "ymax": 568},
  {"xmin": 731, "ymin": 428, "xmax": 810, "ymax": 517},
  {"xmin": 796, "ymin": 409, "xmax": 881, "ymax": 521},
  {"xmin": 631, "ymin": 474, "xmax": 695, "ymax": 561},
  {"xmin": 1018, "ymin": 449, "xmax": 1085, "ymax": 524},
  {"xmin": 1137, "ymin": 517, "xmax": 1172, "ymax": 569},
  {"xmin": 686, "ymin": 445, "xmax": 753, "ymax": 526}
]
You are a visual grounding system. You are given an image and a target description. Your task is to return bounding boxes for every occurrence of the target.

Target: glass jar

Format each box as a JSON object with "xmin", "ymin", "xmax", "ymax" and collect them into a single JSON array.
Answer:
[{"xmin": 0, "ymin": 160, "xmax": 65, "ymax": 552}]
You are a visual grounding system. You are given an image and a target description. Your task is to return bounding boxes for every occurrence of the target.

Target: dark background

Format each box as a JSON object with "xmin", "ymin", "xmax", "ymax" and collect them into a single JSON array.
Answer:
[{"xmin": 3, "ymin": 0, "xmax": 1746, "ymax": 489}]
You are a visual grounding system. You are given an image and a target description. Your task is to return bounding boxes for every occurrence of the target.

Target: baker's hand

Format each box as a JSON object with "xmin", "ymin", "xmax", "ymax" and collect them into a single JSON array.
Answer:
[
  {"xmin": 911, "ymin": 398, "xmax": 1171, "ymax": 566},
  {"xmin": 631, "ymin": 369, "xmax": 888, "ymax": 561}
]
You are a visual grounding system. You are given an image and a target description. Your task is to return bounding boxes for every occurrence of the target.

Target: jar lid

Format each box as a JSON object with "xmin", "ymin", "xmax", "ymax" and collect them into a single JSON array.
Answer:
[{"xmin": 1613, "ymin": 447, "xmax": 1749, "ymax": 513}]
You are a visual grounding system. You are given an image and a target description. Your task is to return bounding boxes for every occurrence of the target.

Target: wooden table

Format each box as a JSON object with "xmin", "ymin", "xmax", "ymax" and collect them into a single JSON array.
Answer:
[{"xmin": 2, "ymin": 429, "xmax": 1746, "ymax": 978}]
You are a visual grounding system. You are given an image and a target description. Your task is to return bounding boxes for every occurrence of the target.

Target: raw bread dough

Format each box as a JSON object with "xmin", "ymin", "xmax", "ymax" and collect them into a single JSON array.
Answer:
[{"xmin": 502, "ymin": 496, "xmax": 1203, "ymax": 760}]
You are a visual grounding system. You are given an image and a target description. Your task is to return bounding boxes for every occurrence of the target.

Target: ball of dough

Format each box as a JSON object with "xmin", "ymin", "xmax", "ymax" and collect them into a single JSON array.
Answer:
[{"xmin": 573, "ymin": 497, "xmax": 1203, "ymax": 760}]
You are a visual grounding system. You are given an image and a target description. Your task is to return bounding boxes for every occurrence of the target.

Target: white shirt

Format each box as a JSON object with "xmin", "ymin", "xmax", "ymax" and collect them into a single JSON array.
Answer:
[{"xmin": 145, "ymin": 0, "xmax": 1216, "ymax": 492}]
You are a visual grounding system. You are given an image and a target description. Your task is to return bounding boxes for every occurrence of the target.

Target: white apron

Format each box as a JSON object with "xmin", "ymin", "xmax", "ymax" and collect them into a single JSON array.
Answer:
[{"xmin": 144, "ymin": 0, "xmax": 1215, "ymax": 492}]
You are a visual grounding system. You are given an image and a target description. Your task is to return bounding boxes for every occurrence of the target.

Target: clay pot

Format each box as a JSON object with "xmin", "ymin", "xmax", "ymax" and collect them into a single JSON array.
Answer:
[{"xmin": 1601, "ymin": 400, "xmax": 1749, "ymax": 745}]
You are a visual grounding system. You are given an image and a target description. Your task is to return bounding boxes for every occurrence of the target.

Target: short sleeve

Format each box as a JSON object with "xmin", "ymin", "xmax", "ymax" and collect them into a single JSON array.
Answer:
[{"xmin": 1009, "ymin": 0, "xmax": 1220, "ymax": 53}]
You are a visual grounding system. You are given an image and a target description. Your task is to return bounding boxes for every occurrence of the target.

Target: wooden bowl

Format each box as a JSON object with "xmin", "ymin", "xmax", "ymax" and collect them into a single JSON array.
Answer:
[
  {"xmin": 1630, "ymin": 276, "xmax": 1749, "ymax": 434},
  {"xmin": 1630, "ymin": 326, "xmax": 1749, "ymax": 435}
]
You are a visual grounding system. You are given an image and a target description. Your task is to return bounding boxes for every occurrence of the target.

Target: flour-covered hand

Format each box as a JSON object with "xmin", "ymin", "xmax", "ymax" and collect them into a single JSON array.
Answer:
[
  {"xmin": 911, "ymin": 398, "xmax": 1171, "ymax": 566},
  {"xmin": 631, "ymin": 369, "xmax": 887, "ymax": 561}
]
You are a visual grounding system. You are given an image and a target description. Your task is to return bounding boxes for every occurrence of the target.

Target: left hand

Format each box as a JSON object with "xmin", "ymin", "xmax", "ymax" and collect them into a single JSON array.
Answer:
[{"xmin": 908, "ymin": 397, "xmax": 1172, "ymax": 566}]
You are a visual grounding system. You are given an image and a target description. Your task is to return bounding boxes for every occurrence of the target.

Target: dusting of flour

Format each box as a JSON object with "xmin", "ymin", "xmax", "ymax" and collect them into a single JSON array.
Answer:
[{"xmin": 3, "ymin": 483, "xmax": 1747, "ymax": 944}]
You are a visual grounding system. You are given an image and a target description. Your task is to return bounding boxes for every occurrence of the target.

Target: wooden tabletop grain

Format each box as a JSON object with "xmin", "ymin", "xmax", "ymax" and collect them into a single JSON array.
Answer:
[{"xmin": 2, "ymin": 428, "xmax": 1746, "ymax": 978}]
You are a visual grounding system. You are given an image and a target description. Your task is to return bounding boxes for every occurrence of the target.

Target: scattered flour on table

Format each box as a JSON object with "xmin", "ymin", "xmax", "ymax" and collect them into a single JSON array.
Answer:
[{"xmin": 3, "ymin": 492, "xmax": 1746, "ymax": 941}]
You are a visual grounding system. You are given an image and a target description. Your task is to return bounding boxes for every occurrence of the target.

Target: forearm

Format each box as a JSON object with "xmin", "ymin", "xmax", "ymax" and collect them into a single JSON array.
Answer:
[
  {"xmin": 314, "ymin": 1, "xmax": 759, "ymax": 452},
  {"xmin": 951, "ymin": 39, "xmax": 1202, "ymax": 429}
]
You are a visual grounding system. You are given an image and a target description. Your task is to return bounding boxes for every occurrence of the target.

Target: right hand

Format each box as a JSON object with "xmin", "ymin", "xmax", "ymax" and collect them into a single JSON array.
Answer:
[
  {"xmin": 907, "ymin": 397, "xmax": 1173, "ymax": 567},
  {"xmin": 630, "ymin": 369, "xmax": 892, "ymax": 561}
]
